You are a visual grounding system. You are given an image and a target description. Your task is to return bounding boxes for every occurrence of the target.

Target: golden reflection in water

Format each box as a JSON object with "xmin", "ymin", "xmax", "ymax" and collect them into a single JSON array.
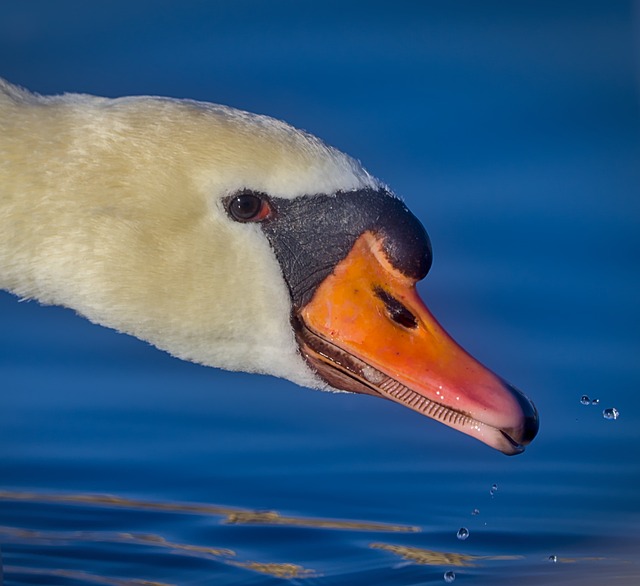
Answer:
[
  {"xmin": 0, "ymin": 525, "xmax": 234, "ymax": 559},
  {"xmin": 0, "ymin": 525, "xmax": 316, "ymax": 581},
  {"xmin": 0, "ymin": 489, "xmax": 417, "ymax": 582},
  {"xmin": 370, "ymin": 542, "xmax": 524, "ymax": 567},
  {"xmin": 1, "ymin": 565, "xmax": 172, "ymax": 586},
  {"xmin": 225, "ymin": 510, "xmax": 418, "ymax": 532},
  {"xmin": 230, "ymin": 561, "xmax": 316, "ymax": 579},
  {"xmin": 121, "ymin": 532, "xmax": 235, "ymax": 558},
  {"xmin": 0, "ymin": 490, "xmax": 418, "ymax": 532}
]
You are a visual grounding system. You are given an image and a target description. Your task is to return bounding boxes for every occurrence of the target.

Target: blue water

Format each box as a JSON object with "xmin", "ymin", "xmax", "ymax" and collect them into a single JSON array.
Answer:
[{"xmin": 1, "ymin": 1, "xmax": 639, "ymax": 584}]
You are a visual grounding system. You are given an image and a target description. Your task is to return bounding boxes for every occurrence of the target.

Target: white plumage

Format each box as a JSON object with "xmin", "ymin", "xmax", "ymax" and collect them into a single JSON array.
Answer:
[{"xmin": 0, "ymin": 78, "xmax": 376, "ymax": 389}]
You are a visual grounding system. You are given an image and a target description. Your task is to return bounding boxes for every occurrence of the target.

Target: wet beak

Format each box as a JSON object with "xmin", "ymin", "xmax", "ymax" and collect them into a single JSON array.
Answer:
[{"xmin": 295, "ymin": 232, "xmax": 539, "ymax": 455}]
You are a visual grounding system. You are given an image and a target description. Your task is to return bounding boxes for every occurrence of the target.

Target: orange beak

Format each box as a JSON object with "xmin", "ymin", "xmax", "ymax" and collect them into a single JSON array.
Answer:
[{"xmin": 294, "ymin": 232, "xmax": 539, "ymax": 455}]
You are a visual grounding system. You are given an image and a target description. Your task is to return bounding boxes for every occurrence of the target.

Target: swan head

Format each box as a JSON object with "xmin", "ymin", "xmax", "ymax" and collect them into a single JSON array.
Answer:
[
  {"xmin": 0, "ymin": 83, "xmax": 539, "ymax": 454},
  {"xmin": 175, "ymin": 100, "xmax": 538, "ymax": 455},
  {"xmin": 219, "ymin": 186, "xmax": 538, "ymax": 456}
]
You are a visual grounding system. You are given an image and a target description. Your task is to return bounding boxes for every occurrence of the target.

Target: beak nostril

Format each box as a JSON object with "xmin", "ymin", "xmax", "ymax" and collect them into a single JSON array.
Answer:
[{"xmin": 373, "ymin": 287, "xmax": 418, "ymax": 329}]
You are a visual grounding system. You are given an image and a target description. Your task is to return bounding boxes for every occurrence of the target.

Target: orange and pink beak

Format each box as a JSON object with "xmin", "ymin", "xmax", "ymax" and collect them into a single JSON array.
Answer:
[{"xmin": 294, "ymin": 232, "xmax": 539, "ymax": 455}]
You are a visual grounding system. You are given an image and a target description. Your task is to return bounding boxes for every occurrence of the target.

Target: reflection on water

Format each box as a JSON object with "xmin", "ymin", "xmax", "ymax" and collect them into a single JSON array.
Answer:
[
  {"xmin": 230, "ymin": 562, "xmax": 314, "ymax": 580},
  {"xmin": 3, "ymin": 490, "xmax": 637, "ymax": 586},
  {"xmin": 0, "ymin": 490, "xmax": 417, "ymax": 532},
  {"xmin": 370, "ymin": 542, "xmax": 523, "ymax": 567},
  {"xmin": 2, "ymin": 565, "xmax": 171, "ymax": 586},
  {"xmin": 1, "ymin": 524, "xmax": 314, "ymax": 584},
  {"xmin": 0, "ymin": 489, "xmax": 416, "ymax": 583},
  {"xmin": 224, "ymin": 510, "xmax": 418, "ymax": 532}
]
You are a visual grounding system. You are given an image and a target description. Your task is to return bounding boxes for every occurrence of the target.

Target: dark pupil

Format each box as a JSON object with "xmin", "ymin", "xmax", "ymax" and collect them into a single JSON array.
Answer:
[{"xmin": 233, "ymin": 194, "xmax": 262, "ymax": 219}]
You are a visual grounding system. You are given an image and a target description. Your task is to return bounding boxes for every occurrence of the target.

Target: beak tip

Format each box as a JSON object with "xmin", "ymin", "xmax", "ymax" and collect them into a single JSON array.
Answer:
[{"xmin": 499, "ymin": 381, "xmax": 540, "ymax": 455}]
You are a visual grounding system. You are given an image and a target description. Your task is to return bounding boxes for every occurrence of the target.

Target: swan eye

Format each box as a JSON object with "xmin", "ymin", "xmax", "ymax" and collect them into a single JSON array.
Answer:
[{"xmin": 227, "ymin": 191, "xmax": 271, "ymax": 222}]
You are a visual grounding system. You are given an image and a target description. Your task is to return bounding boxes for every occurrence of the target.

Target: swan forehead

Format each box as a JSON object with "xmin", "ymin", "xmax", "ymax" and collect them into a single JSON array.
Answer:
[
  {"xmin": 166, "ymin": 99, "xmax": 381, "ymax": 199},
  {"xmin": 52, "ymin": 94, "xmax": 378, "ymax": 203}
]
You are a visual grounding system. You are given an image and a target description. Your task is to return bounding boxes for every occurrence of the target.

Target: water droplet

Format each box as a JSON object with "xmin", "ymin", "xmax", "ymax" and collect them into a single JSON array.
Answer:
[
  {"xmin": 444, "ymin": 570, "xmax": 456, "ymax": 583},
  {"xmin": 548, "ymin": 555, "xmax": 557, "ymax": 563},
  {"xmin": 456, "ymin": 527, "xmax": 469, "ymax": 540},
  {"xmin": 591, "ymin": 398, "xmax": 599, "ymax": 405},
  {"xmin": 603, "ymin": 408, "xmax": 619, "ymax": 420},
  {"xmin": 489, "ymin": 483, "xmax": 498, "ymax": 496},
  {"xmin": 471, "ymin": 508, "xmax": 480, "ymax": 516},
  {"xmin": 580, "ymin": 395, "xmax": 590, "ymax": 405}
]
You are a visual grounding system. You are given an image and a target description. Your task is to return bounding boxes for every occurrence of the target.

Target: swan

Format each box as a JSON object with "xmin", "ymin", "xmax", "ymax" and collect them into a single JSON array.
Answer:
[{"xmin": 0, "ymin": 78, "xmax": 538, "ymax": 455}]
